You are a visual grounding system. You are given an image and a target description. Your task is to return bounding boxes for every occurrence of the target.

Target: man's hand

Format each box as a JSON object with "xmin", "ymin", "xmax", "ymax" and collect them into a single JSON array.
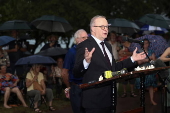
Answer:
[
  {"xmin": 84, "ymin": 47, "xmax": 95, "ymax": 63},
  {"xmin": 132, "ymin": 47, "xmax": 146, "ymax": 61}
]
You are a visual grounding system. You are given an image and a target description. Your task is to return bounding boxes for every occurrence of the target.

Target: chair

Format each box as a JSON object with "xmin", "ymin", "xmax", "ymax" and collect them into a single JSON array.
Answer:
[{"xmin": 28, "ymin": 95, "xmax": 47, "ymax": 108}]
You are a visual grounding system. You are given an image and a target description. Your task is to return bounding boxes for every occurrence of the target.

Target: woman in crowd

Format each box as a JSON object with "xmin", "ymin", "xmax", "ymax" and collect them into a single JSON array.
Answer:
[
  {"xmin": 0, "ymin": 46, "xmax": 10, "ymax": 67},
  {"xmin": 51, "ymin": 57, "xmax": 64, "ymax": 99},
  {"xmin": 107, "ymin": 31, "xmax": 120, "ymax": 61},
  {"xmin": 26, "ymin": 64, "xmax": 55, "ymax": 112},
  {"xmin": 0, "ymin": 65, "xmax": 28, "ymax": 108},
  {"xmin": 135, "ymin": 39, "xmax": 157, "ymax": 105}
]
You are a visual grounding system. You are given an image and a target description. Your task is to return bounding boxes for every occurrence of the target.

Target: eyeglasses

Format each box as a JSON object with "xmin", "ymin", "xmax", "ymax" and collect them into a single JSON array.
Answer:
[
  {"xmin": 93, "ymin": 25, "xmax": 109, "ymax": 30},
  {"xmin": 81, "ymin": 37, "xmax": 88, "ymax": 39}
]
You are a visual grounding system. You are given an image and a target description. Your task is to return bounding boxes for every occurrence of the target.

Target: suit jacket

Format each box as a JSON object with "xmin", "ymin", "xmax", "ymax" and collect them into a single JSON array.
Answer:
[{"xmin": 73, "ymin": 36, "xmax": 136, "ymax": 108}]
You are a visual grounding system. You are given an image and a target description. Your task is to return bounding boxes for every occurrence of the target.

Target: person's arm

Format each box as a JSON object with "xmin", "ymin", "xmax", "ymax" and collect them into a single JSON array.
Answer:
[
  {"xmin": 61, "ymin": 68, "xmax": 70, "ymax": 87},
  {"xmin": 26, "ymin": 78, "xmax": 34, "ymax": 88},
  {"xmin": 73, "ymin": 43, "xmax": 95, "ymax": 77},
  {"xmin": 40, "ymin": 78, "xmax": 46, "ymax": 95},
  {"xmin": 25, "ymin": 72, "xmax": 38, "ymax": 88},
  {"xmin": 160, "ymin": 47, "xmax": 170, "ymax": 62},
  {"xmin": 137, "ymin": 51, "xmax": 156, "ymax": 65},
  {"xmin": 41, "ymin": 79, "xmax": 46, "ymax": 89},
  {"xmin": 5, "ymin": 45, "xmax": 18, "ymax": 53},
  {"xmin": 20, "ymin": 47, "xmax": 27, "ymax": 52}
]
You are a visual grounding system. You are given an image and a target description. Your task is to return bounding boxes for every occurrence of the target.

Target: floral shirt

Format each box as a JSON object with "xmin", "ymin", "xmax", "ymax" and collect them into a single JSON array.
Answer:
[{"xmin": 0, "ymin": 74, "xmax": 18, "ymax": 93}]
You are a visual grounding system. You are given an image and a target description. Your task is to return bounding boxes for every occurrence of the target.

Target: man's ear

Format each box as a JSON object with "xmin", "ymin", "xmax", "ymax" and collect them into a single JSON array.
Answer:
[{"xmin": 91, "ymin": 27, "xmax": 94, "ymax": 33}]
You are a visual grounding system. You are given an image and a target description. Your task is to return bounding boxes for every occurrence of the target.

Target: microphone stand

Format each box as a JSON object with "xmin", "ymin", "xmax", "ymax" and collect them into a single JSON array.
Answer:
[{"xmin": 139, "ymin": 43, "xmax": 148, "ymax": 113}]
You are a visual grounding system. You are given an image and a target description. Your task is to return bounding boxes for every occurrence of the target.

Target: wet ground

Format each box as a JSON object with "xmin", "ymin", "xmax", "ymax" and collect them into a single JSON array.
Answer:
[{"xmin": 52, "ymin": 91, "xmax": 170, "ymax": 113}]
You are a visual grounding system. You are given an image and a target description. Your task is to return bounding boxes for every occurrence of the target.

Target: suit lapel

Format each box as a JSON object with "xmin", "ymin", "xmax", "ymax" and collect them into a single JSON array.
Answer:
[
  {"xmin": 88, "ymin": 36, "xmax": 109, "ymax": 69},
  {"xmin": 105, "ymin": 41, "xmax": 115, "ymax": 70}
]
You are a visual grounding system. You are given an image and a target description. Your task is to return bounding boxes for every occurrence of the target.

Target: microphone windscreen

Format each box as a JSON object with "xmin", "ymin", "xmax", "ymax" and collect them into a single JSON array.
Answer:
[{"xmin": 154, "ymin": 59, "xmax": 169, "ymax": 79}]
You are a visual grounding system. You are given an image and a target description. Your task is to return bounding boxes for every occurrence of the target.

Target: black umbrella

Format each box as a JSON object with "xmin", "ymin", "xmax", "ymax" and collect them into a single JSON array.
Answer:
[
  {"xmin": 0, "ymin": 20, "xmax": 31, "ymax": 30},
  {"xmin": 139, "ymin": 14, "xmax": 170, "ymax": 29},
  {"xmin": 15, "ymin": 55, "xmax": 56, "ymax": 65},
  {"xmin": 36, "ymin": 47, "xmax": 67, "ymax": 56},
  {"xmin": 18, "ymin": 34, "xmax": 34, "ymax": 40},
  {"xmin": 108, "ymin": 18, "xmax": 140, "ymax": 35},
  {"xmin": 31, "ymin": 15, "xmax": 73, "ymax": 32}
]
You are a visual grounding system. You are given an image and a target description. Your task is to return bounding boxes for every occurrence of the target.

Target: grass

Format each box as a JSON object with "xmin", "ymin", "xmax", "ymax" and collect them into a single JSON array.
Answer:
[
  {"xmin": 0, "ymin": 89, "xmax": 71, "ymax": 113},
  {"xmin": 0, "ymin": 83, "xmax": 134, "ymax": 113}
]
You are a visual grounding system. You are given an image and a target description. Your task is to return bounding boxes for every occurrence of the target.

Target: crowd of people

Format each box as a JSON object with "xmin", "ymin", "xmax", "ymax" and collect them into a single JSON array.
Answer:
[
  {"xmin": 0, "ymin": 30, "xmax": 61, "ymax": 112},
  {"xmin": 0, "ymin": 15, "xmax": 170, "ymax": 113}
]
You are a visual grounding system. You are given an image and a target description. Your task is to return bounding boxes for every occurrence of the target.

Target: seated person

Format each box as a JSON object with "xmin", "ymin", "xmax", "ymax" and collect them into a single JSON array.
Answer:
[
  {"xmin": 0, "ymin": 65, "xmax": 28, "ymax": 108},
  {"xmin": 26, "ymin": 64, "xmax": 55, "ymax": 112}
]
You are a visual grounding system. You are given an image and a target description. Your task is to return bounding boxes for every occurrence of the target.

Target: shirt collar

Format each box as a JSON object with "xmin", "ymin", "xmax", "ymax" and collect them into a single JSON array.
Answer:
[{"xmin": 91, "ymin": 35, "xmax": 103, "ymax": 44}]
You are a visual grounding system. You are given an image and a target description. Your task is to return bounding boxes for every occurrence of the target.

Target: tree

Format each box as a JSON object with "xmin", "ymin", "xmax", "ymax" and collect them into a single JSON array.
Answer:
[{"xmin": 0, "ymin": 0, "xmax": 169, "ymax": 53}]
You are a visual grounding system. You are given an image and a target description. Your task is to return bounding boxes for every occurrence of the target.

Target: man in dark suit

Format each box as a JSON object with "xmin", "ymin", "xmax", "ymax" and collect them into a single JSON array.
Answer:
[{"xmin": 73, "ymin": 15, "xmax": 146, "ymax": 113}]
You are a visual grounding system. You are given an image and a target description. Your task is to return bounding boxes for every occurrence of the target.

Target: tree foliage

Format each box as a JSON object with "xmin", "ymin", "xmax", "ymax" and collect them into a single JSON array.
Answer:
[{"xmin": 0, "ymin": 0, "xmax": 170, "ymax": 51}]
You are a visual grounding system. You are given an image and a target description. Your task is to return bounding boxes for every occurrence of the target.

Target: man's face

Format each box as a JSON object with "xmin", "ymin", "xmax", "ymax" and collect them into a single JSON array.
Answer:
[
  {"xmin": 50, "ymin": 36, "xmax": 57, "ymax": 43},
  {"xmin": 91, "ymin": 18, "xmax": 109, "ymax": 41},
  {"xmin": 57, "ymin": 58, "xmax": 63, "ymax": 67},
  {"xmin": 143, "ymin": 40, "xmax": 149, "ymax": 49},
  {"xmin": 76, "ymin": 31, "xmax": 88, "ymax": 44},
  {"xmin": 110, "ymin": 33, "xmax": 116, "ymax": 41}
]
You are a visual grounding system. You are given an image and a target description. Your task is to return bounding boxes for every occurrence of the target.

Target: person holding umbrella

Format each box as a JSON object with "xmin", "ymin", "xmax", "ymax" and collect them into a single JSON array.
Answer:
[
  {"xmin": 26, "ymin": 64, "xmax": 55, "ymax": 112},
  {"xmin": 5, "ymin": 30, "xmax": 27, "ymax": 74},
  {"xmin": 0, "ymin": 35, "xmax": 15, "ymax": 70},
  {"xmin": 40, "ymin": 34, "xmax": 60, "ymax": 51},
  {"xmin": 135, "ymin": 39, "xmax": 157, "ymax": 105}
]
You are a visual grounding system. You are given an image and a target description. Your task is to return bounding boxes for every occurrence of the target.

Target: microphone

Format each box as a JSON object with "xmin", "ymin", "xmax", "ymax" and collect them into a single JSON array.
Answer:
[
  {"xmin": 104, "ymin": 68, "xmax": 128, "ymax": 79},
  {"xmin": 122, "ymin": 36, "xmax": 144, "ymax": 44}
]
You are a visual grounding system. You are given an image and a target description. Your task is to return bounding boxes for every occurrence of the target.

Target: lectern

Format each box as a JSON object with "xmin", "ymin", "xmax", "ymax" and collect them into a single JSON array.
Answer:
[{"xmin": 79, "ymin": 66, "xmax": 170, "ymax": 113}]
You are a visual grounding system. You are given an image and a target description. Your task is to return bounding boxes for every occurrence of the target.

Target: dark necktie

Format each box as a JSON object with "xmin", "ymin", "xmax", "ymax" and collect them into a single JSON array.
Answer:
[{"xmin": 100, "ymin": 42, "xmax": 112, "ymax": 69}]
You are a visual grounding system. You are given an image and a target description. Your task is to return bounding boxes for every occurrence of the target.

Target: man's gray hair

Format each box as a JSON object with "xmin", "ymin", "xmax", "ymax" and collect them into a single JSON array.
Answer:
[
  {"xmin": 90, "ymin": 15, "xmax": 106, "ymax": 27},
  {"xmin": 74, "ymin": 29, "xmax": 86, "ymax": 39}
]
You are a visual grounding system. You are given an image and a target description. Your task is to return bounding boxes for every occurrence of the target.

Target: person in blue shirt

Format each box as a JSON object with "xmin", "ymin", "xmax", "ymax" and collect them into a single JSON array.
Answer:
[{"xmin": 62, "ymin": 29, "xmax": 88, "ymax": 113}]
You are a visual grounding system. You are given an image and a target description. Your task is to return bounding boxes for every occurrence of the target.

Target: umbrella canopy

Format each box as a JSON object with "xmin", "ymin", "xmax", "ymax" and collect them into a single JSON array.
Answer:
[
  {"xmin": 15, "ymin": 55, "xmax": 56, "ymax": 65},
  {"xmin": 128, "ymin": 35, "xmax": 169, "ymax": 58},
  {"xmin": 108, "ymin": 18, "xmax": 140, "ymax": 35},
  {"xmin": 140, "ymin": 24, "xmax": 168, "ymax": 35},
  {"xmin": 36, "ymin": 47, "xmax": 67, "ymax": 56},
  {"xmin": 18, "ymin": 34, "xmax": 34, "ymax": 40},
  {"xmin": 0, "ymin": 36, "xmax": 15, "ymax": 46},
  {"xmin": 31, "ymin": 15, "xmax": 73, "ymax": 32},
  {"xmin": 139, "ymin": 14, "xmax": 170, "ymax": 29},
  {"xmin": 0, "ymin": 20, "xmax": 31, "ymax": 30}
]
